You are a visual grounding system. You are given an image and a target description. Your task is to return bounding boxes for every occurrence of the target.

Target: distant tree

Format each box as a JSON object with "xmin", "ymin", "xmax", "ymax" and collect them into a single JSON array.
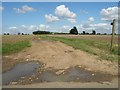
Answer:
[
  {"xmin": 97, "ymin": 33, "xmax": 101, "ymax": 35},
  {"xmin": 33, "ymin": 31, "xmax": 51, "ymax": 35},
  {"xmin": 69, "ymin": 26, "xmax": 78, "ymax": 35},
  {"xmin": 4, "ymin": 33, "xmax": 6, "ymax": 35},
  {"xmin": 83, "ymin": 31, "xmax": 85, "ymax": 35},
  {"xmin": 104, "ymin": 33, "xmax": 107, "ymax": 35},
  {"xmin": 92, "ymin": 30, "xmax": 96, "ymax": 35},
  {"xmin": 7, "ymin": 33, "xmax": 10, "ymax": 35},
  {"xmin": 18, "ymin": 33, "xmax": 20, "ymax": 35},
  {"xmin": 22, "ymin": 33, "xmax": 24, "ymax": 35},
  {"xmin": 86, "ymin": 33, "xmax": 89, "ymax": 35}
]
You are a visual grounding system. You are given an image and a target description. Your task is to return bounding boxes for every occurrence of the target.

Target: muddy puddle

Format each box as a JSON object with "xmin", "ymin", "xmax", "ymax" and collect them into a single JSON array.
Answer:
[
  {"xmin": 2, "ymin": 62, "xmax": 42, "ymax": 85},
  {"xmin": 3, "ymin": 62, "xmax": 114, "ymax": 85},
  {"xmin": 36, "ymin": 66, "xmax": 113, "ymax": 83}
]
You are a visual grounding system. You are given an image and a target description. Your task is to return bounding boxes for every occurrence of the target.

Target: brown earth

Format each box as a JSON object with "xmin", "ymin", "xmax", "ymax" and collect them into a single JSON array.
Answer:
[{"xmin": 2, "ymin": 38, "xmax": 118, "ymax": 88}]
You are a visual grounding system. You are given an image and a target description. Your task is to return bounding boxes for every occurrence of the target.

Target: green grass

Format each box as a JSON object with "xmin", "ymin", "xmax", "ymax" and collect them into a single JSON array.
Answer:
[
  {"xmin": 2, "ymin": 40, "xmax": 31, "ymax": 55},
  {"xmin": 40, "ymin": 35, "xmax": 118, "ymax": 61}
]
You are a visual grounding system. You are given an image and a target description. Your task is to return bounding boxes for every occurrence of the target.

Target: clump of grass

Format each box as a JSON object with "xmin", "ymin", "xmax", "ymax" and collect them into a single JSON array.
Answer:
[
  {"xmin": 40, "ymin": 35, "xmax": 118, "ymax": 61},
  {"xmin": 2, "ymin": 40, "xmax": 31, "ymax": 55}
]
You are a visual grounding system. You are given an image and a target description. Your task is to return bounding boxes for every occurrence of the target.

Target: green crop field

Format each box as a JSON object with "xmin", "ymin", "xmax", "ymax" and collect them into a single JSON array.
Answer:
[{"xmin": 2, "ymin": 35, "xmax": 36, "ymax": 55}]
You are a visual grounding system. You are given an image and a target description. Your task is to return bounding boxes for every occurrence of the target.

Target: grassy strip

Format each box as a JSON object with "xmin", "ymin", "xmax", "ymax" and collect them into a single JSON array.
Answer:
[
  {"xmin": 2, "ymin": 40, "xmax": 31, "ymax": 55},
  {"xmin": 40, "ymin": 35, "xmax": 118, "ymax": 61}
]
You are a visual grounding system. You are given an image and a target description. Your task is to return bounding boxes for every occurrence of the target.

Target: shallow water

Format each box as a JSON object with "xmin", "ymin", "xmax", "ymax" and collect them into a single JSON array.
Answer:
[
  {"xmin": 2, "ymin": 62, "xmax": 41, "ymax": 85},
  {"xmin": 2, "ymin": 63, "xmax": 113, "ymax": 85},
  {"xmin": 36, "ymin": 67, "xmax": 112, "ymax": 83}
]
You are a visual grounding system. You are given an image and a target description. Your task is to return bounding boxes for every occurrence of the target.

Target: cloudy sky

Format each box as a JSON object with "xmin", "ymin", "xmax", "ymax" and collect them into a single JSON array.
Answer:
[{"xmin": 1, "ymin": 2, "xmax": 119, "ymax": 34}]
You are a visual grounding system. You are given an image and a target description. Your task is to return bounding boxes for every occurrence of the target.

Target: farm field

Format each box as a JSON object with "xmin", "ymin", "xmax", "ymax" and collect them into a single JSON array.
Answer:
[
  {"xmin": 48, "ymin": 35, "xmax": 118, "ymax": 43},
  {"xmin": 2, "ymin": 1, "xmax": 119, "ymax": 89},
  {"xmin": 2, "ymin": 35, "xmax": 119, "ymax": 88},
  {"xmin": 40, "ymin": 35, "xmax": 119, "ymax": 61}
]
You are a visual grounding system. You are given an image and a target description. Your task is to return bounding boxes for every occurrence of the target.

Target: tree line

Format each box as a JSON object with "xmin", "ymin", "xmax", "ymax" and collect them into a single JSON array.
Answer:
[{"xmin": 3, "ymin": 26, "xmax": 116, "ymax": 35}]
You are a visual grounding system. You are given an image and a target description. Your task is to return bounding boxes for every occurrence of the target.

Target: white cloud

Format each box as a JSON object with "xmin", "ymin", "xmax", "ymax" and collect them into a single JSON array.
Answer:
[
  {"xmin": 8, "ymin": 24, "xmax": 51, "ymax": 34},
  {"xmin": 38, "ymin": 24, "xmax": 50, "ymax": 31},
  {"xmin": 90, "ymin": 23, "xmax": 111, "ymax": 30},
  {"xmin": 28, "ymin": 25, "xmax": 38, "ymax": 30},
  {"xmin": 0, "ymin": 6, "xmax": 4, "ymax": 11},
  {"xmin": 44, "ymin": 5, "xmax": 77, "ymax": 23},
  {"xmin": 45, "ymin": 14, "xmax": 59, "ymax": 22},
  {"xmin": 88, "ymin": 17, "xmax": 94, "ymax": 22},
  {"xmin": 13, "ymin": 5, "xmax": 36, "ymax": 13},
  {"xmin": 60, "ymin": 25, "xmax": 71, "ymax": 33},
  {"xmin": 80, "ymin": 10, "xmax": 88, "ymax": 14},
  {"xmin": 100, "ymin": 7, "xmax": 118, "ymax": 21},
  {"xmin": 67, "ymin": 18, "xmax": 76, "ymax": 23},
  {"xmin": 62, "ymin": 25, "xmax": 70, "ymax": 30},
  {"xmin": 21, "ymin": 25, "xmax": 27, "ymax": 29},
  {"xmin": 8, "ymin": 27, "xmax": 17, "ymax": 30},
  {"xmin": 80, "ymin": 22, "xmax": 112, "ymax": 34},
  {"xmin": 90, "ymin": 23, "xmax": 107, "ymax": 27},
  {"xmin": 82, "ymin": 23, "xmax": 90, "ymax": 28},
  {"xmin": 8, "ymin": 26, "xmax": 19, "ymax": 34},
  {"xmin": 55, "ymin": 5, "xmax": 76, "ymax": 20}
]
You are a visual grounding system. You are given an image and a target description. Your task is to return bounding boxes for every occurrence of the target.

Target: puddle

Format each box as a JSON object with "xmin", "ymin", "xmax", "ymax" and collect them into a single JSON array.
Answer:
[
  {"xmin": 36, "ymin": 66, "xmax": 113, "ymax": 83},
  {"xmin": 2, "ymin": 63, "xmax": 114, "ymax": 85},
  {"xmin": 2, "ymin": 62, "xmax": 41, "ymax": 85}
]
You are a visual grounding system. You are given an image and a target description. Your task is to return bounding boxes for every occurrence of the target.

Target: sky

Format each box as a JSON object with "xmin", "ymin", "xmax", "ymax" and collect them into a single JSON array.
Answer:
[{"xmin": 1, "ymin": 2, "xmax": 119, "ymax": 34}]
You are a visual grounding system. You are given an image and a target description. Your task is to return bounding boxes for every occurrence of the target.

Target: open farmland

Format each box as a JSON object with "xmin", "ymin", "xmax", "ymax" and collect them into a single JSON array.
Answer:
[
  {"xmin": 2, "ymin": 1, "xmax": 119, "ymax": 88},
  {"xmin": 40, "ymin": 35, "xmax": 119, "ymax": 61},
  {"xmin": 2, "ymin": 35, "xmax": 118, "ymax": 88},
  {"xmin": 2, "ymin": 35, "xmax": 37, "ymax": 55},
  {"xmin": 48, "ymin": 35, "xmax": 118, "ymax": 43},
  {"xmin": 2, "ymin": 35, "xmax": 36, "ymax": 44}
]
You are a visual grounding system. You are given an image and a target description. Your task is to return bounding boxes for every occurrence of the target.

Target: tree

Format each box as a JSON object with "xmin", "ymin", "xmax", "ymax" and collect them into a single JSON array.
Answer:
[
  {"xmin": 104, "ymin": 33, "xmax": 107, "ymax": 35},
  {"xmin": 33, "ymin": 31, "xmax": 51, "ymax": 35},
  {"xmin": 92, "ymin": 30, "xmax": 96, "ymax": 35},
  {"xmin": 83, "ymin": 31, "xmax": 85, "ymax": 35},
  {"xmin": 4, "ymin": 33, "xmax": 6, "ymax": 35},
  {"xmin": 69, "ymin": 26, "xmax": 78, "ymax": 35},
  {"xmin": 7, "ymin": 33, "xmax": 10, "ymax": 35},
  {"xmin": 18, "ymin": 33, "xmax": 20, "ymax": 35},
  {"xmin": 22, "ymin": 33, "xmax": 24, "ymax": 35},
  {"xmin": 86, "ymin": 33, "xmax": 89, "ymax": 35},
  {"xmin": 97, "ymin": 33, "xmax": 101, "ymax": 35}
]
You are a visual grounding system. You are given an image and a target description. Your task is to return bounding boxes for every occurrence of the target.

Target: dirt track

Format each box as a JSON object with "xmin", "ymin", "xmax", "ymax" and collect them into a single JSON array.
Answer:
[
  {"xmin": 8, "ymin": 38, "xmax": 118, "ymax": 74},
  {"xmin": 3, "ymin": 38, "xmax": 118, "ymax": 88}
]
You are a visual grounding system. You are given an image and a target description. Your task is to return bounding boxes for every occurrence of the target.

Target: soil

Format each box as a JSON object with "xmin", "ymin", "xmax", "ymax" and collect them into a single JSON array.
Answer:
[{"xmin": 2, "ymin": 38, "xmax": 118, "ymax": 88}]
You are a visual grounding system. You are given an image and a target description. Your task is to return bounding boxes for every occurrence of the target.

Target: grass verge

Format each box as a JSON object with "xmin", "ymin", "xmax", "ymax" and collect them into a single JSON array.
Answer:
[
  {"xmin": 40, "ymin": 35, "xmax": 119, "ymax": 61},
  {"xmin": 2, "ymin": 40, "xmax": 31, "ymax": 55}
]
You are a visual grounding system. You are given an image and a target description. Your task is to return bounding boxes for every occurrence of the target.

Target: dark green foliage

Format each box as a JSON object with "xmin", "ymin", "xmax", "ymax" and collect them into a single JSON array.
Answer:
[
  {"xmin": 104, "ymin": 33, "xmax": 107, "ymax": 35},
  {"xmin": 18, "ymin": 33, "xmax": 20, "ymax": 35},
  {"xmin": 22, "ymin": 33, "xmax": 24, "ymax": 35},
  {"xmin": 83, "ymin": 31, "xmax": 85, "ymax": 34},
  {"xmin": 33, "ymin": 31, "xmax": 51, "ymax": 35},
  {"xmin": 86, "ymin": 33, "xmax": 89, "ymax": 35},
  {"xmin": 69, "ymin": 27, "xmax": 78, "ymax": 35},
  {"xmin": 97, "ymin": 33, "xmax": 101, "ymax": 35},
  {"xmin": 92, "ymin": 30, "xmax": 96, "ymax": 35}
]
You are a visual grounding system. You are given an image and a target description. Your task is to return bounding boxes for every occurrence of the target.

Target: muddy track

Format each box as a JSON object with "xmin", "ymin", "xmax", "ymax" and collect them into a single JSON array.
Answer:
[
  {"xmin": 2, "ymin": 38, "xmax": 118, "ymax": 88},
  {"xmin": 8, "ymin": 39, "xmax": 118, "ymax": 74}
]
